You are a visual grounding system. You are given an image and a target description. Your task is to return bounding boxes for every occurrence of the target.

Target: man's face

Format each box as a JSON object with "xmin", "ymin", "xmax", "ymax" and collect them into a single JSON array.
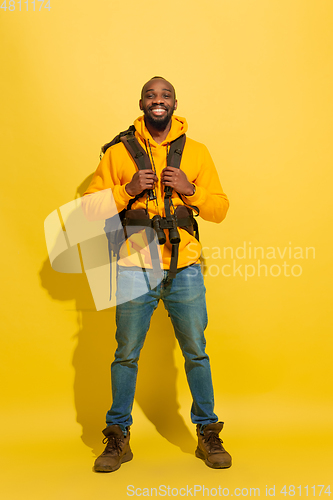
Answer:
[{"xmin": 139, "ymin": 79, "xmax": 177, "ymax": 131}]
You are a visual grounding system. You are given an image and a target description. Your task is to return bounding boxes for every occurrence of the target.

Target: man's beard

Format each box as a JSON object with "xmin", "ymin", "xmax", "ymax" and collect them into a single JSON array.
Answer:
[{"xmin": 144, "ymin": 105, "xmax": 174, "ymax": 131}]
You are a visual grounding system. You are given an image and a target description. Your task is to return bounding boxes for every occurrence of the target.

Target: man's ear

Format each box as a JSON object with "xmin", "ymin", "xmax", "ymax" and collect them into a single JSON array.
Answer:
[
  {"xmin": 174, "ymin": 99, "xmax": 178, "ymax": 111},
  {"xmin": 139, "ymin": 99, "xmax": 143, "ymax": 110}
]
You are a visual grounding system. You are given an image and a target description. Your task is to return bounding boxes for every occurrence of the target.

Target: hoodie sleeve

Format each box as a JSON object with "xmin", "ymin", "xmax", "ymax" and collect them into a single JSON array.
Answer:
[
  {"xmin": 182, "ymin": 144, "xmax": 229, "ymax": 223},
  {"xmin": 81, "ymin": 145, "xmax": 135, "ymax": 221}
]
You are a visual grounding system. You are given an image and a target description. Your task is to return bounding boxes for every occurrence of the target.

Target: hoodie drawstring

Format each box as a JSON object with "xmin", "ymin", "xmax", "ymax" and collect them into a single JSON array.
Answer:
[{"xmin": 146, "ymin": 139, "xmax": 160, "ymax": 213}]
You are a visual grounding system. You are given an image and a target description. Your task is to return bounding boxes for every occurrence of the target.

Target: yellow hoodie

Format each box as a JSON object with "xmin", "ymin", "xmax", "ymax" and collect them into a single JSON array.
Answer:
[{"xmin": 83, "ymin": 115, "xmax": 229, "ymax": 269}]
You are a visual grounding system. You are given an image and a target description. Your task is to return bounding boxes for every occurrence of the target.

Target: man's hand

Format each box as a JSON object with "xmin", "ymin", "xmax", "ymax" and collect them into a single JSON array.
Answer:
[
  {"xmin": 161, "ymin": 166, "xmax": 194, "ymax": 196},
  {"xmin": 125, "ymin": 170, "xmax": 158, "ymax": 197}
]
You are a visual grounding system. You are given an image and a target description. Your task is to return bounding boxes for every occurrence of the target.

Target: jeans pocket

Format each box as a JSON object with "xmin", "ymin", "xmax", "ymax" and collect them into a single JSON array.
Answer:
[{"xmin": 116, "ymin": 267, "xmax": 150, "ymax": 304}]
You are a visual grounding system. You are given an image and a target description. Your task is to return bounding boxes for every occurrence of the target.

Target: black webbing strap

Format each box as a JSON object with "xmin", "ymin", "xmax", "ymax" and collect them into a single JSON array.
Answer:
[
  {"xmin": 123, "ymin": 216, "xmax": 193, "ymax": 229},
  {"xmin": 177, "ymin": 192, "xmax": 200, "ymax": 216},
  {"xmin": 164, "ymin": 134, "xmax": 186, "ymax": 279},
  {"xmin": 144, "ymin": 228, "xmax": 161, "ymax": 286},
  {"xmin": 169, "ymin": 243, "xmax": 179, "ymax": 278}
]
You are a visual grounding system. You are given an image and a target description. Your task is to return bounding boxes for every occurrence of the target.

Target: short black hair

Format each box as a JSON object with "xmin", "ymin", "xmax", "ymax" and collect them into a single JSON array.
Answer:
[{"xmin": 141, "ymin": 76, "xmax": 176, "ymax": 100}]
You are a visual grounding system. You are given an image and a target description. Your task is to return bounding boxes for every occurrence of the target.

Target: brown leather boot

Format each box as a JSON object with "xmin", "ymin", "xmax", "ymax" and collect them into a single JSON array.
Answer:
[
  {"xmin": 94, "ymin": 425, "xmax": 133, "ymax": 472},
  {"xmin": 195, "ymin": 422, "xmax": 232, "ymax": 469}
]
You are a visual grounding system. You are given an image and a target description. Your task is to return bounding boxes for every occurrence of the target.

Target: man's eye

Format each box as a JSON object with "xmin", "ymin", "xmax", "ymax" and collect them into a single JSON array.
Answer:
[{"xmin": 164, "ymin": 94, "xmax": 171, "ymax": 98}]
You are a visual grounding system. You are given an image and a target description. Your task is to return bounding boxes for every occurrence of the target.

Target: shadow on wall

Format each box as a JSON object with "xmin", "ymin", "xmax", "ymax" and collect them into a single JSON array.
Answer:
[{"xmin": 39, "ymin": 175, "xmax": 196, "ymax": 456}]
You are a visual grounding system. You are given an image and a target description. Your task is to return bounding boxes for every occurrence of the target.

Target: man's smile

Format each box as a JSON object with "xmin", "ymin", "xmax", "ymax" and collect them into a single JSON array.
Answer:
[{"xmin": 150, "ymin": 106, "xmax": 167, "ymax": 116}]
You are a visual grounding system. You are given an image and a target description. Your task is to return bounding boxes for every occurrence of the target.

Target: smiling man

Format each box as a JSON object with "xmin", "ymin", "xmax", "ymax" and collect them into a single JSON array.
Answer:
[{"xmin": 84, "ymin": 76, "xmax": 231, "ymax": 472}]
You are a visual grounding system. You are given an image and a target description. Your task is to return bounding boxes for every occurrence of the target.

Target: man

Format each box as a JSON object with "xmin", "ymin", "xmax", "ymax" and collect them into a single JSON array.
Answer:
[{"xmin": 83, "ymin": 76, "xmax": 231, "ymax": 472}]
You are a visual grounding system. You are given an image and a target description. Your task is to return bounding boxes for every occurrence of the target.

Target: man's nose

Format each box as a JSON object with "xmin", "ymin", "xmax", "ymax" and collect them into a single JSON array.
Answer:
[{"xmin": 152, "ymin": 96, "xmax": 164, "ymax": 105}]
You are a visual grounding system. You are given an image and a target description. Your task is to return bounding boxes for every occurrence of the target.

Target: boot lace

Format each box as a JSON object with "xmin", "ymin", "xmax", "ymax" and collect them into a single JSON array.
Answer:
[
  {"xmin": 205, "ymin": 432, "xmax": 225, "ymax": 453},
  {"xmin": 102, "ymin": 435, "xmax": 123, "ymax": 455}
]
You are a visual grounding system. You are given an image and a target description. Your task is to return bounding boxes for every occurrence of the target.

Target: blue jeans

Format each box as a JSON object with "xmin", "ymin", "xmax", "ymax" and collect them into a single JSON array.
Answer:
[{"xmin": 106, "ymin": 264, "xmax": 218, "ymax": 433}]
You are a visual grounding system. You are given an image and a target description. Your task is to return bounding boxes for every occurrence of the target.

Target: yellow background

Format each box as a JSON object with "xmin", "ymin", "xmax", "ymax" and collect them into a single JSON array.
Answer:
[{"xmin": 1, "ymin": 0, "xmax": 332, "ymax": 498}]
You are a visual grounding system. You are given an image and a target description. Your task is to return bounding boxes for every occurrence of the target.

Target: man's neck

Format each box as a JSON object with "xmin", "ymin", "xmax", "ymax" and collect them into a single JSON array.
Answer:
[{"xmin": 144, "ymin": 119, "xmax": 172, "ymax": 144}]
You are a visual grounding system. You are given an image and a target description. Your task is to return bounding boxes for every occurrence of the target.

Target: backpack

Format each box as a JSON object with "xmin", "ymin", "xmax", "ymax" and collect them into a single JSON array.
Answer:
[{"xmin": 100, "ymin": 125, "xmax": 199, "ymax": 295}]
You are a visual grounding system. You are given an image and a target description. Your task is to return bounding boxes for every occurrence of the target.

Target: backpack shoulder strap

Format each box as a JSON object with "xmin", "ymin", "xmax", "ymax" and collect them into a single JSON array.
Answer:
[
  {"xmin": 100, "ymin": 126, "xmax": 155, "ymax": 199},
  {"xmin": 167, "ymin": 134, "xmax": 186, "ymax": 169},
  {"xmin": 164, "ymin": 134, "xmax": 186, "ymax": 201},
  {"xmin": 120, "ymin": 134, "xmax": 156, "ymax": 201},
  {"xmin": 101, "ymin": 125, "xmax": 152, "ymax": 174},
  {"xmin": 120, "ymin": 134, "xmax": 152, "ymax": 172},
  {"xmin": 165, "ymin": 134, "xmax": 200, "ymax": 215}
]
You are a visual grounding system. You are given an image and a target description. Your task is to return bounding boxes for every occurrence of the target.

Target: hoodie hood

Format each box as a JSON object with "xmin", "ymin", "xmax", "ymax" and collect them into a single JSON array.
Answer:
[{"xmin": 133, "ymin": 115, "xmax": 188, "ymax": 146}]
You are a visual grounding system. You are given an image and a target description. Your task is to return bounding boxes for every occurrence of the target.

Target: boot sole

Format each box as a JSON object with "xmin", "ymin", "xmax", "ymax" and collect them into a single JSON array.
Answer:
[
  {"xmin": 94, "ymin": 450, "xmax": 133, "ymax": 473},
  {"xmin": 195, "ymin": 448, "xmax": 232, "ymax": 469}
]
